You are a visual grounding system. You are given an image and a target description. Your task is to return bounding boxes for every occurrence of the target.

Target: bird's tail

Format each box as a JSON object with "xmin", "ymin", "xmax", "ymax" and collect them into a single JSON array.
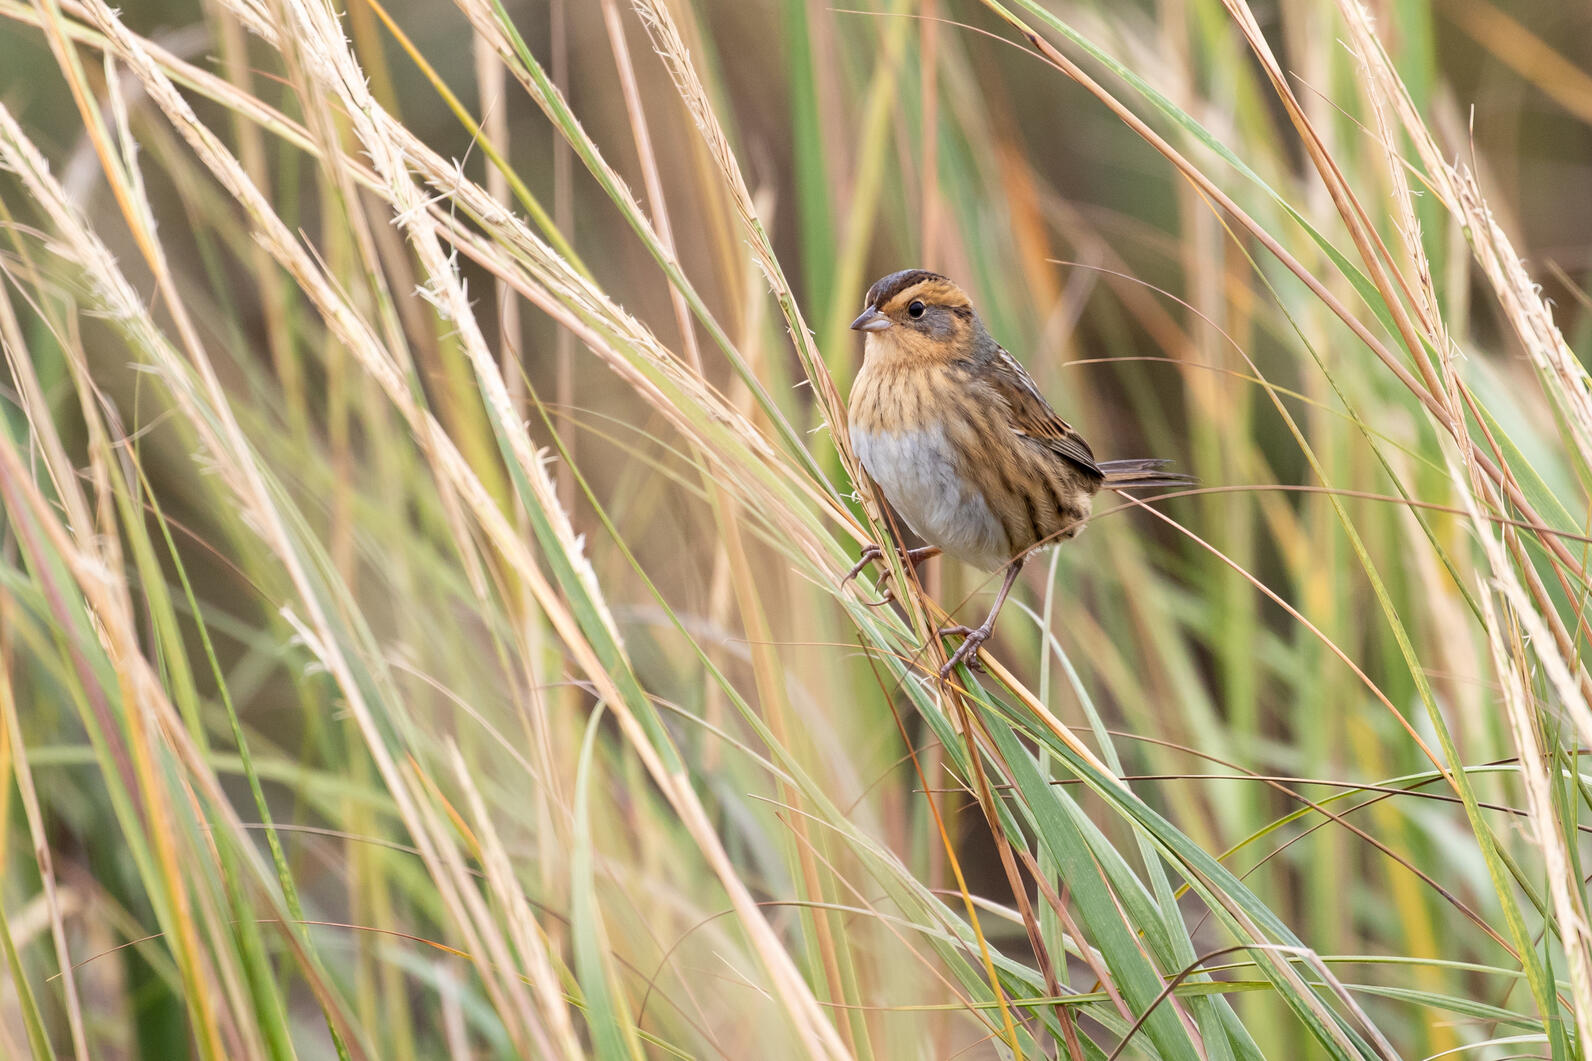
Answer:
[{"xmin": 1098, "ymin": 458, "xmax": 1195, "ymax": 492}]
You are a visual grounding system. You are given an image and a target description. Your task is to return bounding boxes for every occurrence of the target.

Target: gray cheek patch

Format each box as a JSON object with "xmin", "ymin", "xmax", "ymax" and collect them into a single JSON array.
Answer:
[{"xmin": 920, "ymin": 310, "xmax": 955, "ymax": 340}]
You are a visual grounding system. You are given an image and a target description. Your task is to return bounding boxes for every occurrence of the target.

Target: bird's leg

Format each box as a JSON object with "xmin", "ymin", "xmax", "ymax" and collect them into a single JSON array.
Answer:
[
  {"xmin": 841, "ymin": 544, "xmax": 942, "ymax": 607},
  {"xmin": 938, "ymin": 558, "xmax": 1025, "ymax": 678}
]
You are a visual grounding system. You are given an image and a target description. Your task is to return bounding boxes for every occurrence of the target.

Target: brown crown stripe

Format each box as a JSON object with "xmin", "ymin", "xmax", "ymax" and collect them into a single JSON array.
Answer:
[
  {"xmin": 878, "ymin": 271, "xmax": 965, "ymax": 303},
  {"xmin": 864, "ymin": 269, "xmax": 946, "ymax": 308},
  {"xmin": 887, "ymin": 279, "xmax": 971, "ymax": 311}
]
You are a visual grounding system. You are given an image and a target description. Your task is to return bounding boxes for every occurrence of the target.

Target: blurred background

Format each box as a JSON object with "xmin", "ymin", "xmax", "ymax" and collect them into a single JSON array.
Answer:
[{"xmin": 3, "ymin": 0, "xmax": 1592, "ymax": 1057}]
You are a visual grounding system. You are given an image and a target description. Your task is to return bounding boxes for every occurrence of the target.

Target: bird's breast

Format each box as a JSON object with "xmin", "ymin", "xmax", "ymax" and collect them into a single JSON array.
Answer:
[{"xmin": 849, "ymin": 364, "xmax": 1013, "ymax": 571}]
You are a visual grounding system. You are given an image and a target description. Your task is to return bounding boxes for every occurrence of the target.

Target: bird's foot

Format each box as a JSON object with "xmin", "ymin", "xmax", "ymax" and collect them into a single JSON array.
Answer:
[
  {"xmin": 841, "ymin": 544, "xmax": 886, "ymax": 586},
  {"xmin": 938, "ymin": 623, "xmax": 992, "ymax": 677},
  {"xmin": 841, "ymin": 544, "xmax": 939, "ymax": 608},
  {"xmin": 841, "ymin": 544, "xmax": 895, "ymax": 607}
]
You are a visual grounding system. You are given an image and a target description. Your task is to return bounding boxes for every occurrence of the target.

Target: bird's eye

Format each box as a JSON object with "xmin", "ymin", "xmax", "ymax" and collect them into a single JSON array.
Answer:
[{"xmin": 908, "ymin": 300, "xmax": 926, "ymax": 319}]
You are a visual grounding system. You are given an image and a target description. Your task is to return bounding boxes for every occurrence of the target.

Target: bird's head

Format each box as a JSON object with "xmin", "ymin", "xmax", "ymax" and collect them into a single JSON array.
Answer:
[{"xmin": 850, "ymin": 269, "xmax": 987, "ymax": 361}]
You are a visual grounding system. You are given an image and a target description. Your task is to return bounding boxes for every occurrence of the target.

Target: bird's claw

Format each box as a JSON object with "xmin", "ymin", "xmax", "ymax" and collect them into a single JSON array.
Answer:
[
  {"xmin": 843, "ymin": 543, "xmax": 940, "ymax": 606},
  {"xmin": 840, "ymin": 544, "xmax": 887, "ymax": 589},
  {"xmin": 841, "ymin": 544, "xmax": 897, "ymax": 606},
  {"xmin": 862, "ymin": 585, "xmax": 898, "ymax": 608},
  {"xmin": 938, "ymin": 624, "xmax": 991, "ymax": 677}
]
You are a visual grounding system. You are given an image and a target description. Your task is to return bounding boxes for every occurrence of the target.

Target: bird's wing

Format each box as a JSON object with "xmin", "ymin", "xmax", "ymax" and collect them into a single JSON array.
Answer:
[{"xmin": 987, "ymin": 348, "xmax": 1102, "ymax": 476}]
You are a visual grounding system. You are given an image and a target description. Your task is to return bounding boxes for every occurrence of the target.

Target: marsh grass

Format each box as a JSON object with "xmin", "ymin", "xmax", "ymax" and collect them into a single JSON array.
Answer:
[{"xmin": 1, "ymin": 0, "xmax": 1590, "ymax": 1057}]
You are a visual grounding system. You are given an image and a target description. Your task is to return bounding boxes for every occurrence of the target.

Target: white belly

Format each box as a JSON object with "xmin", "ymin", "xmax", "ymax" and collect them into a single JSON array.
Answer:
[{"xmin": 851, "ymin": 426, "xmax": 1010, "ymax": 571}]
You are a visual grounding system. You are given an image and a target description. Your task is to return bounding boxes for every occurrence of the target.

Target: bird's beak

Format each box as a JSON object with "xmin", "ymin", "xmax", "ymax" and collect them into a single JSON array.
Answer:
[{"xmin": 850, "ymin": 306, "xmax": 893, "ymax": 332}]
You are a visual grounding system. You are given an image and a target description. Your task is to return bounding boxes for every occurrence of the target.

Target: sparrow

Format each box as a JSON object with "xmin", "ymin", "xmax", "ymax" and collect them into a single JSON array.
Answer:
[{"xmin": 844, "ymin": 269, "xmax": 1191, "ymax": 678}]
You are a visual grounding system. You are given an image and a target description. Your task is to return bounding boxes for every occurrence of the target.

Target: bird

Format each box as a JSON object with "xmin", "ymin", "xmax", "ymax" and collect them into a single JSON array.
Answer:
[{"xmin": 844, "ymin": 268, "xmax": 1191, "ymax": 678}]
